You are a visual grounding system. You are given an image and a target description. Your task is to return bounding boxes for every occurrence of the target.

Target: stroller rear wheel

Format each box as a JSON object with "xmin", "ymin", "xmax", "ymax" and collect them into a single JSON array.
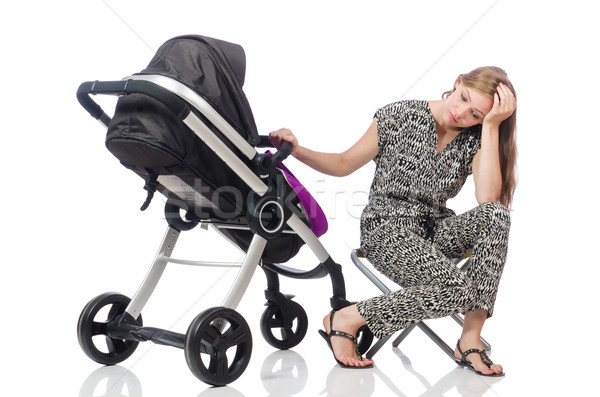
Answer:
[
  {"xmin": 260, "ymin": 301, "xmax": 308, "ymax": 350},
  {"xmin": 185, "ymin": 307, "xmax": 252, "ymax": 386},
  {"xmin": 77, "ymin": 292, "xmax": 142, "ymax": 365}
]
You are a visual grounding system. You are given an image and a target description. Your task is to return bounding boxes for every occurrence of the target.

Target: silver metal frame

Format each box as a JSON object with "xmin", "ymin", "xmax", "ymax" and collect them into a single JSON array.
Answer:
[
  {"xmin": 350, "ymin": 249, "xmax": 491, "ymax": 361},
  {"xmin": 126, "ymin": 227, "xmax": 180, "ymax": 317}
]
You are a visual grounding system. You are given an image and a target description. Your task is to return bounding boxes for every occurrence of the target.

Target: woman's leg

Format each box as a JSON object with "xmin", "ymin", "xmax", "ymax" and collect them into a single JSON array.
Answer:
[
  {"xmin": 433, "ymin": 202, "xmax": 511, "ymax": 317},
  {"xmin": 454, "ymin": 309, "xmax": 503, "ymax": 375},
  {"xmin": 326, "ymin": 203, "xmax": 510, "ymax": 368},
  {"xmin": 323, "ymin": 220, "xmax": 474, "ymax": 367},
  {"xmin": 434, "ymin": 202, "xmax": 510, "ymax": 374},
  {"xmin": 356, "ymin": 221, "xmax": 478, "ymax": 338},
  {"xmin": 322, "ymin": 305, "xmax": 373, "ymax": 367}
]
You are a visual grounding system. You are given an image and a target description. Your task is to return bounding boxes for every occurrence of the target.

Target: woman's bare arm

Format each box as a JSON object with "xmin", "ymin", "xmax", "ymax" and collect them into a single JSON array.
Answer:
[
  {"xmin": 472, "ymin": 83, "xmax": 516, "ymax": 204},
  {"xmin": 269, "ymin": 119, "xmax": 379, "ymax": 177}
]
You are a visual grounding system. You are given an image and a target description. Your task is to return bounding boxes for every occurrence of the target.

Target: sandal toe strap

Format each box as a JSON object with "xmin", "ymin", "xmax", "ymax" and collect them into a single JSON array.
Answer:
[
  {"xmin": 330, "ymin": 330, "xmax": 363, "ymax": 357},
  {"xmin": 462, "ymin": 348, "xmax": 494, "ymax": 368},
  {"xmin": 478, "ymin": 351, "xmax": 494, "ymax": 367}
]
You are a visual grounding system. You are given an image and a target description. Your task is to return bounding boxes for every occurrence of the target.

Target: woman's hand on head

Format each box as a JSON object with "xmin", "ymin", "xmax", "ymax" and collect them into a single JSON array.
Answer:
[
  {"xmin": 483, "ymin": 83, "xmax": 517, "ymax": 127},
  {"xmin": 269, "ymin": 128, "xmax": 299, "ymax": 154}
]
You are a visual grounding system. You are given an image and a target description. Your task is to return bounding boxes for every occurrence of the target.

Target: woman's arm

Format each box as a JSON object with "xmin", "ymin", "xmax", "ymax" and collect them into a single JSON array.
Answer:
[
  {"xmin": 472, "ymin": 124, "xmax": 502, "ymax": 204},
  {"xmin": 269, "ymin": 119, "xmax": 379, "ymax": 177},
  {"xmin": 472, "ymin": 83, "xmax": 516, "ymax": 204}
]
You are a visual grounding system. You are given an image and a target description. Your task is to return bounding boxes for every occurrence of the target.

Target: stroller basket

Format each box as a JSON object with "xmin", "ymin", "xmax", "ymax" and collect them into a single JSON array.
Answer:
[{"xmin": 76, "ymin": 35, "xmax": 373, "ymax": 386}]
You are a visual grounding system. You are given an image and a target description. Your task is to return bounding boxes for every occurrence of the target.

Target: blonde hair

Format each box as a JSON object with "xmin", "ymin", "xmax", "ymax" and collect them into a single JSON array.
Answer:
[{"xmin": 442, "ymin": 66, "xmax": 518, "ymax": 209}]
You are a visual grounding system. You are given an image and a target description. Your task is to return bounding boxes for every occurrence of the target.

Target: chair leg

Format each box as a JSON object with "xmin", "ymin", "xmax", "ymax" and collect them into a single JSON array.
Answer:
[
  {"xmin": 391, "ymin": 323, "xmax": 417, "ymax": 347},
  {"xmin": 350, "ymin": 249, "xmax": 392, "ymax": 294},
  {"xmin": 365, "ymin": 335, "xmax": 392, "ymax": 359},
  {"xmin": 414, "ymin": 322, "xmax": 456, "ymax": 361},
  {"xmin": 392, "ymin": 321, "xmax": 456, "ymax": 361}
]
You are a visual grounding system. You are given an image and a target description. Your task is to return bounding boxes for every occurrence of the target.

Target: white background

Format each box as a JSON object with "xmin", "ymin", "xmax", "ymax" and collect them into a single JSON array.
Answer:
[{"xmin": 1, "ymin": 1, "xmax": 598, "ymax": 396}]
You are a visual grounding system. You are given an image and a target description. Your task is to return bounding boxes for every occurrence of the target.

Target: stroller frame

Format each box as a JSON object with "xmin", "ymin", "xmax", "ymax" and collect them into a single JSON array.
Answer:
[
  {"xmin": 76, "ymin": 73, "xmax": 366, "ymax": 386},
  {"xmin": 104, "ymin": 73, "xmax": 342, "ymax": 306}
]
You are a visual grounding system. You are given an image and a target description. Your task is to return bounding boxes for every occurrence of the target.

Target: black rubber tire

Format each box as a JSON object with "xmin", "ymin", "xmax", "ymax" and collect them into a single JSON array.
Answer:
[
  {"xmin": 260, "ymin": 301, "xmax": 308, "ymax": 350},
  {"xmin": 185, "ymin": 307, "xmax": 252, "ymax": 386},
  {"xmin": 77, "ymin": 292, "xmax": 142, "ymax": 365}
]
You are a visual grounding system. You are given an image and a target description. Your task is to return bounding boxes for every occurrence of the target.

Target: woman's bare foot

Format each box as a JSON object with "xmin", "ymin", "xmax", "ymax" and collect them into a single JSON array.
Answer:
[
  {"xmin": 454, "ymin": 337, "xmax": 503, "ymax": 375},
  {"xmin": 323, "ymin": 305, "xmax": 373, "ymax": 367}
]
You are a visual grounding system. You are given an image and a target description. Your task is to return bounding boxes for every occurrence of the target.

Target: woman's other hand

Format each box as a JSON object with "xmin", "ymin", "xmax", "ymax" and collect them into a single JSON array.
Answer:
[{"xmin": 483, "ymin": 83, "xmax": 517, "ymax": 127}]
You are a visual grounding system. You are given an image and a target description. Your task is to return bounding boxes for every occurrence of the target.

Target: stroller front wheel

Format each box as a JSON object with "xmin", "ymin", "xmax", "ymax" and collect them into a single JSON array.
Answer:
[
  {"xmin": 260, "ymin": 301, "xmax": 308, "ymax": 350},
  {"xmin": 185, "ymin": 307, "xmax": 252, "ymax": 386},
  {"xmin": 77, "ymin": 292, "xmax": 142, "ymax": 365}
]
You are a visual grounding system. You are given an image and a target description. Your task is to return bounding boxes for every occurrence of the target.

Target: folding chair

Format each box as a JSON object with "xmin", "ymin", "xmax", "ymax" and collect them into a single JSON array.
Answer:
[{"xmin": 350, "ymin": 249, "xmax": 491, "ymax": 361}]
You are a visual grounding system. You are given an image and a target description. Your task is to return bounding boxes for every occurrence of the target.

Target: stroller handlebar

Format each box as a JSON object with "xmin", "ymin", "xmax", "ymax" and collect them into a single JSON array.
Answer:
[
  {"xmin": 251, "ymin": 139, "xmax": 293, "ymax": 179},
  {"xmin": 76, "ymin": 79, "xmax": 190, "ymax": 127},
  {"xmin": 78, "ymin": 77, "xmax": 292, "ymax": 174},
  {"xmin": 270, "ymin": 141, "xmax": 293, "ymax": 168}
]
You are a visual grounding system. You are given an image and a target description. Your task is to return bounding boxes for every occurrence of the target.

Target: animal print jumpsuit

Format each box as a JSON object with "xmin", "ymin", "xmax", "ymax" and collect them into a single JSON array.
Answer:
[{"xmin": 356, "ymin": 100, "xmax": 511, "ymax": 339}]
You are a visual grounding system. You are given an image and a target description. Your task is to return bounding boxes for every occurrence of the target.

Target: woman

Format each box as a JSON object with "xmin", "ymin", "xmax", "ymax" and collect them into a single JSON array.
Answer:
[{"xmin": 269, "ymin": 66, "xmax": 517, "ymax": 376}]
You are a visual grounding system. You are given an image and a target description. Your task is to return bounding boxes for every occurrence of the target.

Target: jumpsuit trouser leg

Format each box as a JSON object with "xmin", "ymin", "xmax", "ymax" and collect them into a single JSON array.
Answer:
[{"xmin": 356, "ymin": 202, "xmax": 511, "ymax": 339}]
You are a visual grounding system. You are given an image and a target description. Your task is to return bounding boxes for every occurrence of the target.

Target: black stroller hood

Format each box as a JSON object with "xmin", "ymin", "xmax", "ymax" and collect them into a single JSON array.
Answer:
[
  {"xmin": 105, "ymin": 35, "xmax": 262, "ymax": 220},
  {"xmin": 140, "ymin": 35, "xmax": 259, "ymax": 145}
]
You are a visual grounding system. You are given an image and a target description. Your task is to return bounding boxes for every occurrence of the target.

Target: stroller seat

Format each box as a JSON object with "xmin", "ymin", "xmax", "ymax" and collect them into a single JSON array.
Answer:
[{"xmin": 75, "ymin": 35, "xmax": 372, "ymax": 386}]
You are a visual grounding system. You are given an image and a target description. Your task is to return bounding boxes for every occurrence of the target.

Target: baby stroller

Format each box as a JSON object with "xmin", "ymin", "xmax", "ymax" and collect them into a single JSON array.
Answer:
[{"xmin": 76, "ymin": 35, "xmax": 373, "ymax": 386}]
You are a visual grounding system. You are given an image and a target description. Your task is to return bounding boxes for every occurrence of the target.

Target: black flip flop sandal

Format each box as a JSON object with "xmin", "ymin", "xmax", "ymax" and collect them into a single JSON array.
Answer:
[
  {"xmin": 456, "ymin": 340, "xmax": 505, "ymax": 377},
  {"xmin": 318, "ymin": 310, "xmax": 373, "ymax": 369}
]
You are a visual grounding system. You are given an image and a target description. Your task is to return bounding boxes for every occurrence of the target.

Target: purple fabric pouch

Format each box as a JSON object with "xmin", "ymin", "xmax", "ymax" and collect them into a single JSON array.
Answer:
[{"xmin": 266, "ymin": 151, "xmax": 328, "ymax": 237}]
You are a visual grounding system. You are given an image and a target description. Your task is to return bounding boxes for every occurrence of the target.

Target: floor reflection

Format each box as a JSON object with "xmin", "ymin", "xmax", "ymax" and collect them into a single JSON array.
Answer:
[
  {"xmin": 392, "ymin": 348, "xmax": 503, "ymax": 397},
  {"xmin": 79, "ymin": 365, "xmax": 142, "ymax": 397},
  {"xmin": 321, "ymin": 347, "xmax": 504, "ymax": 397},
  {"xmin": 80, "ymin": 345, "xmax": 502, "ymax": 397},
  {"xmin": 196, "ymin": 386, "xmax": 245, "ymax": 397},
  {"xmin": 79, "ymin": 365, "xmax": 245, "ymax": 397},
  {"xmin": 322, "ymin": 366, "xmax": 377, "ymax": 397},
  {"xmin": 260, "ymin": 350, "xmax": 308, "ymax": 396}
]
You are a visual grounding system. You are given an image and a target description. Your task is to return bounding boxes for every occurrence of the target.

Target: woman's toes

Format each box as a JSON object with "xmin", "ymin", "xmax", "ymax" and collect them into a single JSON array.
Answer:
[
  {"xmin": 473, "ymin": 363, "xmax": 491, "ymax": 373},
  {"xmin": 355, "ymin": 357, "xmax": 373, "ymax": 367},
  {"xmin": 475, "ymin": 362, "xmax": 502, "ymax": 375}
]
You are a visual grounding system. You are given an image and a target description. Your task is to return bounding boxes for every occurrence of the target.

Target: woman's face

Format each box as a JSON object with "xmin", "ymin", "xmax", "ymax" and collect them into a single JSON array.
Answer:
[{"xmin": 444, "ymin": 80, "xmax": 493, "ymax": 129}]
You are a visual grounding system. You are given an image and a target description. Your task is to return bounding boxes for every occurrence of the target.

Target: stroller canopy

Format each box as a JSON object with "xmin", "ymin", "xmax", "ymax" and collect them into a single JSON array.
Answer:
[{"xmin": 140, "ymin": 35, "xmax": 259, "ymax": 145}]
